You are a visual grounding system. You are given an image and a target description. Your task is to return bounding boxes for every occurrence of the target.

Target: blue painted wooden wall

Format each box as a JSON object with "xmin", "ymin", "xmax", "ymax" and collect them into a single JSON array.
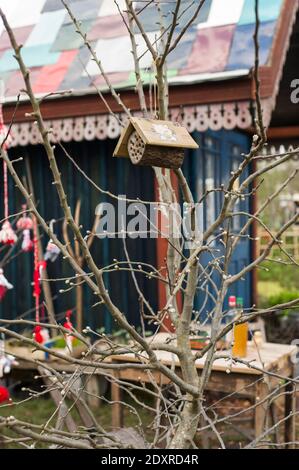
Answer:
[
  {"xmin": 0, "ymin": 129, "xmax": 251, "ymax": 332},
  {"xmin": 0, "ymin": 139, "xmax": 158, "ymax": 334},
  {"xmin": 183, "ymin": 129, "xmax": 252, "ymax": 316}
]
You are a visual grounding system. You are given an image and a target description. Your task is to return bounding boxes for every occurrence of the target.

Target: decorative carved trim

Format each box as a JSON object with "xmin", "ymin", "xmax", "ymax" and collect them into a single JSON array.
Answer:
[
  {"xmin": 263, "ymin": 144, "xmax": 299, "ymax": 156},
  {"xmin": 9, "ymin": 102, "xmax": 253, "ymax": 147}
]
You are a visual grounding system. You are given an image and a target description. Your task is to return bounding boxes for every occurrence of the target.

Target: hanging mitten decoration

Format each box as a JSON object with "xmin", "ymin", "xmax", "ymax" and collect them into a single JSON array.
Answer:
[
  {"xmin": 44, "ymin": 241, "xmax": 60, "ymax": 262},
  {"xmin": 0, "ymin": 221, "xmax": 17, "ymax": 246},
  {"xmin": 44, "ymin": 219, "xmax": 60, "ymax": 262},
  {"xmin": 0, "ymin": 268, "xmax": 13, "ymax": 301},
  {"xmin": 63, "ymin": 309, "xmax": 74, "ymax": 353},
  {"xmin": 17, "ymin": 205, "xmax": 33, "ymax": 252},
  {"xmin": 0, "ymin": 159, "xmax": 17, "ymax": 246},
  {"xmin": 32, "ymin": 216, "xmax": 48, "ymax": 344},
  {"xmin": 17, "ymin": 206, "xmax": 33, "ymax": 231},
  {"xmin": 21, "ymin": 229, "xmax": 33, "ymax": 252}
]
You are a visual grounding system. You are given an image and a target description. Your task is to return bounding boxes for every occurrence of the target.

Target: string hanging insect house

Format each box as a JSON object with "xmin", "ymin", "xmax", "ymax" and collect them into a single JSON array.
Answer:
[{"xmin": 113, "ymin": 117, "xmax": 198, "ymax": 169}]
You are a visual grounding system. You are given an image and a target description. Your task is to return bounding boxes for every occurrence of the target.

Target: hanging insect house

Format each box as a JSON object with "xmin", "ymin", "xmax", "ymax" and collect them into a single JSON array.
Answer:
[{"xmin": 113, "ymin": 117, "xmax": 198, "ymax": 169}]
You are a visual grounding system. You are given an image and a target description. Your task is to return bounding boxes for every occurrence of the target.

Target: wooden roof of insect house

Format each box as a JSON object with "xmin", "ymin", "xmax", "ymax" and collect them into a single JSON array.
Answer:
[{"xmin": 113, "ymin": 117, "xmax": 199, "ymax": 169}]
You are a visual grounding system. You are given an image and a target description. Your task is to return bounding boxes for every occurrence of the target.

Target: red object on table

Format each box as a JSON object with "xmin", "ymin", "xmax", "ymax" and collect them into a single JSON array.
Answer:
[
  {"xmin": 0, "ymin": 386, "xmax": 10, "ymax": 403},
  {"xmin": 33, "ymin": 325, "xmax": 44, "ymax": 344}
]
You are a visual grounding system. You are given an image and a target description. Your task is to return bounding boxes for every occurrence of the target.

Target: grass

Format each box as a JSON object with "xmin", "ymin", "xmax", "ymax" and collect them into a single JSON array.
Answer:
[
  {"xmin": 258, "ymin": 280, "xmax": 285, "ymax": 299},
  {"xmin": 257, "ymin": 260, "xmax": 299, "ymax": 308},
  {"xmin": 258, "ymin": 261, "xmax": 299, "ymax": 292},
  {"xmin": 0, "ymin": 398, "xmax": 299, "ymax": 449},
  {"xmin": 0, "ymin": 394, "xmax": 152, "ymax": 448}
]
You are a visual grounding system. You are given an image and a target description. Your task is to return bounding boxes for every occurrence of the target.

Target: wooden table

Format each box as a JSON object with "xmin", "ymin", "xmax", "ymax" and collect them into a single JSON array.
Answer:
[
  {"xmin": 110, "ymin": 342, "xmax": 297, "ymax": 447},
  {"xmin": 7, "ymin": 346, "xmax": 105, "ymax": 409},
  {"xmin": 7, "ymin": 341, "xmax": 297, "ymax": 447}
]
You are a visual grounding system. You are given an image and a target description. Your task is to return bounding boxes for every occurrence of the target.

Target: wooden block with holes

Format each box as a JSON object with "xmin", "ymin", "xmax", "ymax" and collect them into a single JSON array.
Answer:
[{"xmin": 113, "ymin": 117, "xmax": 198, "ymax": 169}]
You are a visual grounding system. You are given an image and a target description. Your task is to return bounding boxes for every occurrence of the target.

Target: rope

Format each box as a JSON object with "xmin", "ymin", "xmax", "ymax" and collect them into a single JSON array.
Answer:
[
  {"xmin": 3, "ymin": 159, "xmax": 8, "ymax": 220},
  {"xmin": 33, "ymin": 216, "xmax": 40, "ymax": 323}
]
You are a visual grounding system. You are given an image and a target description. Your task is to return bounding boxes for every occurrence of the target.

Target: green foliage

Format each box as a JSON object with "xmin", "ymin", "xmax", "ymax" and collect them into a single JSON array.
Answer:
[
  {"xmin": 1, "ymin": 395, "xmax": 152, "ymax": 448},
  {"xmin": 258, "ymin": 261, "xmax": 299, "ymax": 314},
  {"xmin": 265, "ymin": 291, "xmax": 299, "ymax": 317},
  {"xmin": 258, "ymin": 261, "xmax": 299, "ymax": 291},
  {"xmin": 50, "ymin": 336, "xmax": 82, "ymax": 348},
  {"xmin": 257, "ymin": 160, "xmax": 298, "ymax": 230}
]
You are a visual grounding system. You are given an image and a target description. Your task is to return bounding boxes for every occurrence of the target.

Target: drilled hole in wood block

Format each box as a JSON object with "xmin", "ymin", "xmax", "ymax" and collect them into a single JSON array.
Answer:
[{"xmin": 128, "ymin": 131, "xmax": 145, "ymax": 164}]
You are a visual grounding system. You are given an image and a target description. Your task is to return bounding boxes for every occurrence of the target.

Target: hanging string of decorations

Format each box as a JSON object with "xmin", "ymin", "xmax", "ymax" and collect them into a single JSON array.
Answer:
[
  {"xmin": 0, "ymin": 99, "xmax": 15, "ymax": 300},
  {"xmin": 0, "ymin": 160, "xmax": 17, "ymax": 245},
  {"xmin": 0, "ymin": 333, "xmax": 18, "ymax": 403},
  {"xmin": 0, "ymin": 95, "xmax": 76, "ymax": 363},
  {"xmin": 32, "ymin": 215, "xmax": 49, "ymax": 344}
]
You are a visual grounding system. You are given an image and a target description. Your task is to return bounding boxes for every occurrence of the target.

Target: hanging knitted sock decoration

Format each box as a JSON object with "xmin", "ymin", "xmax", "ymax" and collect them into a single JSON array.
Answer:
[
  {"xmin": 44, "ymin": 219, "xmax": 61, "ymax": 262},
  {"xmin": 21, "ymin": 229, "xmax": 33, "ymax": 252},
  {"xmin": 17, "ymin": 205, "xmax": 33, "ymax": 252},
  {"xmin": 0, "ymin": 220, "xmax": 17, "ymax": 245},
  {"xmin": 0, "ymin": 88, "xmax": 15, "ymax": 301},
  {"xmin": 0, "ymin": 158, "xmax": 17, "ymax": 246},
  {"xmin": 32, "ymin": 216, "xmax": 48, "ymax": 344}
]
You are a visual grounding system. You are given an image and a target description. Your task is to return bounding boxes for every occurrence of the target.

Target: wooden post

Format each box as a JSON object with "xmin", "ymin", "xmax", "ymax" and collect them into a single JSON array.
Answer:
[
  {"xmin": 285, "ymin": 382, "xmax": 296, "ymax": 448},
  {"xmin": 254, "ymin": 380, "xmax": 270, "ymax": 448},
  {"xmin": 111, "ymin": 372, "xmax": 123, "ymax": 429},
  {"xmin": 37, "ymin": 366, "xmax": 77, "ymax": 433},
  {"xmin": 84, "ymin": 374, "xmax": 101, "ymax": 409},
  {"xmin": 75, "ymin": 280, "xmax": 83, "ymax": 334}
]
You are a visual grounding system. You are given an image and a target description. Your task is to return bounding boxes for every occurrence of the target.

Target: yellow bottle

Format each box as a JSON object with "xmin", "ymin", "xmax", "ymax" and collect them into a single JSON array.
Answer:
[{"xmin": 232, "ymin": 297, "xmax": 248, "ymax": 358}]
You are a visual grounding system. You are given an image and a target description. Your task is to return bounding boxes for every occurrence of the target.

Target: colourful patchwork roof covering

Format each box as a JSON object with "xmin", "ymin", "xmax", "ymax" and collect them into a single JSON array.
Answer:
[{"xmin": 0, "ymin": 0, "xmax": 284, "ymax": 102}]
